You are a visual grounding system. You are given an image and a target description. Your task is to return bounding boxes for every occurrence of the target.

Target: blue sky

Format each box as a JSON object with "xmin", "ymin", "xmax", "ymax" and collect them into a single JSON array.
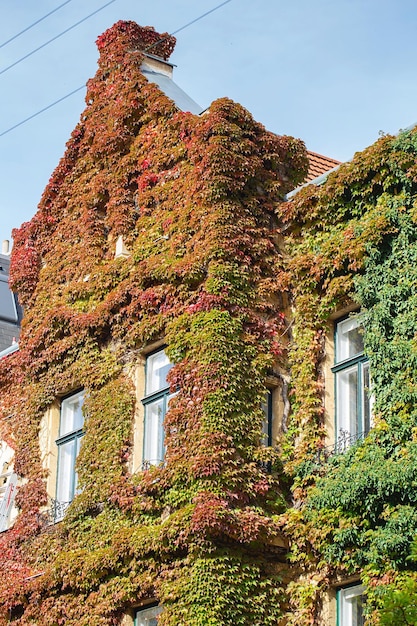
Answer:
[{"xmin": 1, "ymin": 0, "xmax": 417, "ymax": 243}]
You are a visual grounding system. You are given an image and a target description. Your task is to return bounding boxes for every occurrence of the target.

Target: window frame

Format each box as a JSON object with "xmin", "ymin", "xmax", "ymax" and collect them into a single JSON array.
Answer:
[
  {"xmin": 0, "ymin": 471, "xmax": 18, "ymax": 532},
  {"xmin": 55, "ymin": 389, "xmax": 85, "ymax": 512},
  {"xmin": 337, "ymin": 583, "xmax": 365, "ymax": 626},
  {"xmin": 261, "ymin": 389, "xmax": 273, "ymax": 447},
  {"xmin": 134, "ymin": 604, "xmax": 162, "ymax": 626},
  {"xmin": 141, "ymin": 348, "xmax": 172, "ymax": 468},
  {"xmin": 0, "ymin": 273, "xmax": 18, "ymax": 324},
  {"xmin": 332, "ymin": 316, "xmax": 371, "ymax": 449}
]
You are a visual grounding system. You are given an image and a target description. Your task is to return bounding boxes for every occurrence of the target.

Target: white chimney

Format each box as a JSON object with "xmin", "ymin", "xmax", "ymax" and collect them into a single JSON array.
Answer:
[{"xmin": 2, "ymin": 240, "xmax": 10, "ymax": 255}]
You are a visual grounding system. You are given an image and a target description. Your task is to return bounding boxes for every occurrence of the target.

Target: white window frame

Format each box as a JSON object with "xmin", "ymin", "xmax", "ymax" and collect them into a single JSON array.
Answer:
[
  {"xmin": 55, "ymin": 390, "xmax": 84, "ymax": 514},
  {"xmin": 337, "ymin": 583, "xmax": 365, "ymax": 626},
  {"xmin": 134, "ymin": 604, "xmax": 162, "ymax": 626},
  {"xmin": 0, "ymin": 471, "xmax": 18, "ymax": 532},
  {"xmin": 332, "ymin": 316, "xmax": 371, "ymax": 450},
  {"xmin": 0, "ymin": 441, "xmax": 17, "ymax": 532},
  {"xmin": 142, "ymin": 349, "xmax": 172, "ymax": 468}
]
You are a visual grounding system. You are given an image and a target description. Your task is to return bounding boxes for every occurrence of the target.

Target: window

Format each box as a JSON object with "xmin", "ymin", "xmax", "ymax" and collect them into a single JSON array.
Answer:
[
  {"xmin": 0, "ymin": 441, "xmax": 17, "ymax": 531},
  {"xmin": 333, "ymin": 317, "xmax": 371, "ymax": 449},
  {"xmin": 0, "ymin": 274, "xmax": 18, "ymax": 324},
  {"xmin": 337, "ymin": 584, "xmax": 365, "ymax": 626},
  {"xmin": 0, "ymin": 471, "xmax": 17, "ymax": 532},
  {"xmin": 142, "ymin": 349, "xmax": 172, "ymax": 467},
  {"xmin": 134, "ymin": 605, "xmax": 162, "ymax": 626},
  {"xmin": 55, "ymin": 390, "xmax": 84, "ymax": 508},
  {"xmin": 261, "ymin": 390, "xmax": 273, "ymax": 447}
]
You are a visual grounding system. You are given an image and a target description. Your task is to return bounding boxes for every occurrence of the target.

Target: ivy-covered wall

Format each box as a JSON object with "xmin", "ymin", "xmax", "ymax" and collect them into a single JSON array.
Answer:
[
  {"xmin": 2, "ymin": 17, "xmax": 417, "ymax": 626},
  {"xmin": 0, "ymin": 20, "xmax": 307, "ymax": 626},
  {"xmin": 280, "ymin": 129, "xmax": 417, "ymax": 624}
]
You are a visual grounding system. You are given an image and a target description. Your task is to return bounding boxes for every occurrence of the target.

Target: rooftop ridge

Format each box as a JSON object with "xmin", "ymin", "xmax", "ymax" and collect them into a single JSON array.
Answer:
[{"xmin": 305, "ymin": 150, "xmax": 341, "ymax": 183}]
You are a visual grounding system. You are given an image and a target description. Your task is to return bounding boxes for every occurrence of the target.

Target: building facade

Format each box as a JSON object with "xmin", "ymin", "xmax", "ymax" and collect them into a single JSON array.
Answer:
[
  {"xmin": 0, "ymin": 19, "xmax": 416, "ymax": 626},
  {"xmin": 0, "ymin": 240, "xmax": 21, "ymax": 535}
]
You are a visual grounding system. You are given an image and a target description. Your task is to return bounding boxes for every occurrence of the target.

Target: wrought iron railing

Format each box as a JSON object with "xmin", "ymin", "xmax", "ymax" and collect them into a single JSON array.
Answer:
[
  {"xmin": 38, "ymin": 498, "xmax": 71, "ymax": 527},
  {"xmin": 315, "ymin": 429, "xmax": 368, "ymax": 464},
  {"xmin": 141, "ymin": 459, "xmax": 165, "ymax": 471}
]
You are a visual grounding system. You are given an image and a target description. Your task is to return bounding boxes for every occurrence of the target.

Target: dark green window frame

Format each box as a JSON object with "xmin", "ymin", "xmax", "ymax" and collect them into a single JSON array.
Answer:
[
  {"xmin": 55, "ymin": 390, "xmax": 84, "ymax": 516},
  {"xmin": 336, "ymin": 583, "xmax": 365, "ymax": 626},
  {"xmin": 261, "ymin": 389, "xmax": 273, "ymax": 447},
  {"xmin": 142, "ymin": 348, "xmax": 172, "ymax": 468},
  {"xmin": 332, "ymin": 316, "xmax": 371, "ymax": 451}
]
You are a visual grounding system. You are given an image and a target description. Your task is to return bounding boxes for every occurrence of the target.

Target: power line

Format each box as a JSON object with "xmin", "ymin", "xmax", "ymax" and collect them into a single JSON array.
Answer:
[
  {"xmin": 172, "ymin": 0, "xmax": 232, "ymax": 36},
  {"xmin": 0, "ymin": 0, "xmax": 233, "ymax": 138},
  {"xmin": 0, "ymin": 0, "xmax": 75, "ymax": 50},
  {"xmin": 145, "ymin": 0, "xmax": 233, "ymax": 53},
  {"xmin": 0, "ymin": 86, "xmax": 85, "ymax": 138},
  {"xmin": 0, "ymin": 0, "xmax": 117, "ymax": 77}
]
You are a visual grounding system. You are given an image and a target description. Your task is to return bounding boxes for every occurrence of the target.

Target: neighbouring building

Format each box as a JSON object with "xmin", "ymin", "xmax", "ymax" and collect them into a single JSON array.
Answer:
[
  {"xmin": 0, "ymin": 240, "xmax": 21, "ymax": 354},
  {"xmin": 0, "ymin": 19, "xmax": 416, "ymax": 626},
  {"xmin": 0, "ymin": 239, "xmax": 20, "ymax": 535}
]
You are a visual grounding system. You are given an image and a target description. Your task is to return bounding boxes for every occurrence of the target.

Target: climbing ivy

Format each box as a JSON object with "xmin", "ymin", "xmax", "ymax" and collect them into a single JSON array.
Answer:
[
  {"xmin": 0, "ymin": 20, "xmax": 307, "ymax": 626},
  {"xmin": 280, "ymin": 128, "xmax": 417, "ymax": 623},
  {"xmin": 3, "ymin": 17, "xmax": 417, "ymax": 626}
]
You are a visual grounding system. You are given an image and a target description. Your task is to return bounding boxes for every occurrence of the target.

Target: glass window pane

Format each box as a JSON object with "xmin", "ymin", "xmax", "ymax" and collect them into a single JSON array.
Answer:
[
  {"xmin": 353, "ymin": 594, "xmax": 365, "ymax": 626},
  {"xmin": 337, "ymin": 317, "xmax": 364, "ymax": 362},
  {"xmin": 143, "ymin": 399, "xmax": 164, "ymax": 465},
  {"xmin": 135, "ymin": 605, "xmax": 162, "ymax": 626},
  {"xmin": 60, "ymin": 391, "xmax": 84, "ymax": 436},
  {"xmin": 73, "ymin": 435, "xmax": 83, "ymax": 496},
  {"xmin": 362, "ymin": 362, "xmax": 371, "ymax": 435},
  {"xmin": 336, "ymin": 365, "xmax": 358, "ymax": 438},
  {"xmin": 146, "ymin": 350, "xmax": 172, "ymax": 395},
  {"xmin": 339, "ymin": 585, "xmax": 365, "ymax": 626},
  {"xmin": 0, "ymin": 279, "xmax": 18, "ymax": 323},
  {"xmin": 56, "ymin": 439, "xmax": 75, "ymax": 503},
  {"xmin": 261, "ymin": 391, "xmax": 272, "ymax": 446}
]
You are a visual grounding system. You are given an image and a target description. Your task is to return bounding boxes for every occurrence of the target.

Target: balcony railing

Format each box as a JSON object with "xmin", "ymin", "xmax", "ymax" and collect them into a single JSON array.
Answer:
[
  {"xmin": 141, "ymin": 458, "xmax": 165, "ymax": 471},
  {"xmin": 38, "ymin": 498, "xmax": 71, "ymax": 527},
  {"xmin": 315, "ymin": 429, "xmax": 368, "ymax": 464}
]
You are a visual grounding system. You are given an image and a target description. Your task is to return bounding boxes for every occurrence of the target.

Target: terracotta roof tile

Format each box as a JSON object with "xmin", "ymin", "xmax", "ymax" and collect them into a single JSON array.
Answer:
[{"xmin": 305, "ymin": 150, "xmax": 341, "ymax": 182}]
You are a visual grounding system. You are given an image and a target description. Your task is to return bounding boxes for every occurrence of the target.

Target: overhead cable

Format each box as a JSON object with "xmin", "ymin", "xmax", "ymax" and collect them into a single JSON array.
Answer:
[
  {"xmin": 0, "ymin": 0, "xmax": 75, "ymax": 50},
  {"xmin": 0, "ymin": 86, "xmax": 85, "ymax": 138},
  {"xmin": 0, "ymin": 0, "xmax": 117, "ymax": 77},
  {"xmin": 144, "ymin": 0, "xmax": 233, "ymax": 54},
  {"xmin": 172, "ymin": 0, "xmax": 232, "ymax": 36},
  {"xmin": 0, "ymin": 0, "xmax": 233, "ymax": 138}
]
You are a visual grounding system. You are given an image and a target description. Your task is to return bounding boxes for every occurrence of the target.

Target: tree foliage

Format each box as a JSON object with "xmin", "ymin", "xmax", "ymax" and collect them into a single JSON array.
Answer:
[
  {"xmin": 281, "ymin": 129, "xmax": 417, "ymax": 623},
  {"xmin": 3, "ymin": 17, "xmax": 417, "ymax": 626}
]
